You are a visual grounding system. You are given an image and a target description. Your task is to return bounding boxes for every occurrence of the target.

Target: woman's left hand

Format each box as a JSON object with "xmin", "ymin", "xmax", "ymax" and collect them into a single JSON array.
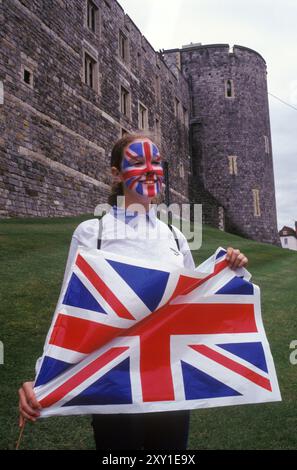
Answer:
[{"xmin": 226, "ymin": 247, "xmax": 248, "ymax": 269}]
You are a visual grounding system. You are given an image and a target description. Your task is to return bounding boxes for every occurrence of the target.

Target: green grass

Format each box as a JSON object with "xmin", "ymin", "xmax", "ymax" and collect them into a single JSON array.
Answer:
[{"xmin": 0, "ymin": 215, "xmax": 296, "ymax": 449}]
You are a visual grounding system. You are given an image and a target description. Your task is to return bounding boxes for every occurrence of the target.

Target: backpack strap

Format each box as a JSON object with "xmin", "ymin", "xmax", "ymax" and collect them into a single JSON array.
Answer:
[
  {"xmin": 97, "ymin": 214, "xmax": 105, "ymax": 250},
  {"xmin": 167, "ymin": 223, "xmax": 180, "ymax": 251}
]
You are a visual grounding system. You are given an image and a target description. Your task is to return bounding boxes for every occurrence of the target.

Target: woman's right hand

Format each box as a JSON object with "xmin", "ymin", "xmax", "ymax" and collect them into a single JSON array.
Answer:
[{"xmin": 18, "ymin": 381, "xmax": 42, "ymax": 427}]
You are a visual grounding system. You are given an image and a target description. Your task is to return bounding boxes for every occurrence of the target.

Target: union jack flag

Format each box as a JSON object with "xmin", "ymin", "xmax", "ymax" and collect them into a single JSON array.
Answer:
[{"xmin": 34, "ymin": 247, "xmax": 281, "ymax": 417}]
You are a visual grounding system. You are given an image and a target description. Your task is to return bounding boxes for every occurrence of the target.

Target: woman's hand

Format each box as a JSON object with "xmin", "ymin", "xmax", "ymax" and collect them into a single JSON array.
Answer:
[
  {"xmin": 226, "ymin": 247, "xmax": 248, "ymax": 269},
  {"xmin": 18, "ymin": 381, "xmax": 42, "ymax": 427}
]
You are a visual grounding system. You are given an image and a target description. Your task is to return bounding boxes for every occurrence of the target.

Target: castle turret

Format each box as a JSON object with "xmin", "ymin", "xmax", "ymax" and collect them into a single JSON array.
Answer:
[{"xmin": 164, "ymin": 44, "xmax": 280, "ymax": 245}]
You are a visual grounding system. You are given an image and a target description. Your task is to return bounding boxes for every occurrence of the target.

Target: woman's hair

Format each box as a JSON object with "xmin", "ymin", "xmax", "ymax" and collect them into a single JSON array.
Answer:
[{"xmin": 108, "ymin": 131, "xmax": 161, "ymax": 206}]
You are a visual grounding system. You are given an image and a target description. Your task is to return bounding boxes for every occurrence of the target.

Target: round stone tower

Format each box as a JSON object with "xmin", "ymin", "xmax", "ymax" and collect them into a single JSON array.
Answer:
[{"xmin": 178, "ymin": 44, "xmax": 280, "ymax": 245}]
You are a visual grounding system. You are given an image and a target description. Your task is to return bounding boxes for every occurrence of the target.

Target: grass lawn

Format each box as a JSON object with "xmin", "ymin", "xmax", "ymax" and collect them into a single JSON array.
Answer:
[{"xmin": 0, "ymin": 215, "xmax": 296, "ymax": 449}]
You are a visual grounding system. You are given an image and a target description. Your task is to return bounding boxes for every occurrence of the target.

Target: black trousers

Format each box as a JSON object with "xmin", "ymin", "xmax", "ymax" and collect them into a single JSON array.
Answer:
[{"xmin": 91, "ymin": 411, "xmax": 190, "ymax": 450}]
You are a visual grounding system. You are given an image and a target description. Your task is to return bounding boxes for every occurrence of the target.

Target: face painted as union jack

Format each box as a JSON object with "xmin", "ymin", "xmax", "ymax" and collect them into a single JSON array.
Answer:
[{"xmin": 121, "ymin": 139, "xmax": 164, "ymax": 197}]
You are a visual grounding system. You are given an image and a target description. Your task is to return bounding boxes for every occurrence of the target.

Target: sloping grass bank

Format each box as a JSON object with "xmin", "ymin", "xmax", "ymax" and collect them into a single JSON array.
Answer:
[{"xmin": 0, "ymin": 215, "xmax": 296, "ymax": 449}]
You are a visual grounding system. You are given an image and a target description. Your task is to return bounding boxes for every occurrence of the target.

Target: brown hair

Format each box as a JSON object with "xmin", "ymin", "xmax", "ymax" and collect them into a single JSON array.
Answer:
[{"xmin": 108, "ymin": 132, "xmax": 162, "ymax": 206}]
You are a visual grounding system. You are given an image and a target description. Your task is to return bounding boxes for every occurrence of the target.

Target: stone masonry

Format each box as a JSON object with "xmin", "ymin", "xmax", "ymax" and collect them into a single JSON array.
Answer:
[{"xmin": 0, "ymin": 0, "xmax": 280, "ymax": 245}]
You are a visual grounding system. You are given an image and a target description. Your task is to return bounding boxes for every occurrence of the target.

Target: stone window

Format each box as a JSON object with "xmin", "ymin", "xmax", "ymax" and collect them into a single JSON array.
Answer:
[
  {"xmin": 86, "ymin": 0, "xmax": 99, "ymax": 34},
  {"xmin": 155, "ymin": 117, "xmax": 161, "ymax": 137},
  {"xmin": 228, "ymin": 155, "xmax": 238, "ymax": 175},
  {"xmin": 225, "ymin": 79, "xmax": 235, "ymax": 98},
  {"xmin": 264, "ymin": 135, "xmax": 270, "ymax": 154},
  {"xmin": 137, "ymin": 51, "xmax": 142, "ymax": 72},
  {"xmin": 156, "ymin": 55, "xmax": 161, "ymax": 70},
  {"xmin": 120, "ymin": 86, "xmax": 130, "ymax": 118},
  {"xmin": 218, "ymin": 206, "xmax": 225, "ymax": 231},
  {"xmin": 119, "ymin": 30, "xmax": 129, "ymax": 64},
  {"xmin": 155, "ymin": 75, "xmax": 161, "ymax": 103},
  {"xmin": 22, "ymin": 66, "xmax": 33, "ymax": 88},
  {"xmin": 83, "ymin": 51, "xmax": 98, "ymax": 91},
  {"xmin": 252, "ymin": 189, "xmax": 261, "ymax": 217},
  {"xmin": 183, "ymin": 107, "xmax": 188, "ymax": 128},
  {"xmin": 138, "ymin": 102, "xmax": 148, "ymax": 130},
  {"xmin": 174, "ymin": 97, "xmax": 180, "ymax": 118},
  {"xmin": 0, "ymin": 81, "xmax": 3, "ymax": 105},
  {"xmin": 179, "ymin": 162, "xmax": 185, "ymax": 179}
]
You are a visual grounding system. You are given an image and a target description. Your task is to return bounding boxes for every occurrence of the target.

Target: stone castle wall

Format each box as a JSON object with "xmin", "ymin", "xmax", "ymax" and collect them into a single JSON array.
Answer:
[
  {"xmin": 0, "ymin": 0, "xmax": 280, "ymax": 245},
  {"xmin": 0, "ymin": 0, "xmax": 190, "ymax": 217}
]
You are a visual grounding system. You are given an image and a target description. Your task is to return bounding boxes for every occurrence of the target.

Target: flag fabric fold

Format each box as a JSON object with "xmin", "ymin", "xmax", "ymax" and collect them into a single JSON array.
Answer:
[{"xmin": 34, "ymin": 246, "xmax": 281, "ymax": 417}]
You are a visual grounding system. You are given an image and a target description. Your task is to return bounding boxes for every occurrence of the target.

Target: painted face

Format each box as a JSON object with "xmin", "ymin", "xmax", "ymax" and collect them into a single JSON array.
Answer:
[{"xmin": 121, "ymin": 139, "xmax": 164, "ymax": 197}]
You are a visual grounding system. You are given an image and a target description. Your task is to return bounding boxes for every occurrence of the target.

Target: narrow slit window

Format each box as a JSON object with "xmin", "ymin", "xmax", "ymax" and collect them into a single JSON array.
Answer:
[
  {"xmin": 138, "ymin": 103, "xmax": 148, "ymax": 130},
  {"xmin": 228, "ymin": 155, "xmax": 238, "ymax": 175},
  {"xmin": 183, "ymin": 107, "xmax": 188, "ymax": 128},
  {"xmin": 87, "ymin": 0, "xmax": 98, "ymax": 33},
  {"xmin": 155, "ymin": 75, "xmax": 161, "ymax": 102},
  {"xmin": 179, "ymin": 162, "xmax": 185, "ymax": 178},
  {"xmin": 225, "ymin": 79, "xmax": 234, "ymax": 98},
  {"xmin": 252, "ymin": 189, "xmax": 261, "ymax": 217},
  {"xmin": 137, "ymin": 52, "xmax": 142, "ymax": 72},
  {"xmin": 120, "ymin": 86, "xmax": 130, "ymax": 117},
  {"xmin": 155, "ymin": 118, "xmax": 161, "ymax": 136},
  {"xmin": 84, "ymin": 52, "xmax": 97, "ymax": 89},
  {"xmin": 174, "ymin": 98, "xmax": 180, "ymax": 118},
  {"xmin": 264, "ymin": 135, "xmax": 270, "ymax": 154},
  {"xmin": 119, "ymin": 31, "xmax": 129, "ymax": 63},
  {"xmin": 23, "ymin": 67, "xmax": 33, "ymax": 87},
  {"xmin": 24, "ymin": 69, "xmax": 31, "ymax": 84}
]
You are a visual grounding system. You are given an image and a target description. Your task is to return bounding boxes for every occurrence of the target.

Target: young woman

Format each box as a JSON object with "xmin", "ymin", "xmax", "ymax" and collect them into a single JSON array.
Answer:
[{"xmin": 18, "ymin": 133, "xmax": 248, "ymax": 450}]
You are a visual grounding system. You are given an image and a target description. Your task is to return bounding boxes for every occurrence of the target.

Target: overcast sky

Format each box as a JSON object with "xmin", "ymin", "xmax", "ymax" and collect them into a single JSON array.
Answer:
[{"xmin": 119, "ymin": 0, "xmax": 297, "ymax": 230}]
